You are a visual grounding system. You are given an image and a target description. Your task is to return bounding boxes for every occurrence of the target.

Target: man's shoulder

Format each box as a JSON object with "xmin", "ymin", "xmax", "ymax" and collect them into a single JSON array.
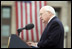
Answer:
[
  {"xmin": 47, "ymin": 16, "xmax": 63, "ymax": 28},
  {"xmin": 51, "ymin": 16, "xmax": 62, "ymax": 24},
  {"xmin": 50, "ymin": 16, "xmax": 64, "ymax": 30},
  {"xmin": 48, "ymin": 16, "xmax": 58, "ymax": 24}
]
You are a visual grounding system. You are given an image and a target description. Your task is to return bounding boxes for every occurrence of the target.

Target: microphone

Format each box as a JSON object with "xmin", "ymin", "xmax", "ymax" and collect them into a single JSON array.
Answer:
[
  {"xmin": 25, "ymin": 23, "xmax": 34, "ymax": 30},
  {"xmin": 17, "ymin": 24, "xmax": 34, "ymax": 36}
]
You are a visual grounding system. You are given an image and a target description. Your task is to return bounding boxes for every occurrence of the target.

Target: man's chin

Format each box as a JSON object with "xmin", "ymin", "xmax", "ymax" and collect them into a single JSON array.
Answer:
[
  {"xmin": 42, "ymin": 21, "xmax": 45, "ymax": 23},
  {"xmin": 42, "ymin": 21, "xmax": 47, "ymax": 24},
  {"xmin": 42, "ymin": 20, "xmax": 46, "ymax": 23}
]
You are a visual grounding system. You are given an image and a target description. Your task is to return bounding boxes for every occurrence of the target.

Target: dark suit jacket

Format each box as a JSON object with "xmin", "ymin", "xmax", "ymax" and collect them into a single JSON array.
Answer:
[{"xmin": 37, "ymin": 16, "xmax": 64, "ymax": 48}]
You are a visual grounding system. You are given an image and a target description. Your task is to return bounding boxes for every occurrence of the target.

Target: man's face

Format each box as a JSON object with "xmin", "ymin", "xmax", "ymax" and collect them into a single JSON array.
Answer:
[{"xmin": 39, "ymin": 8, "xmax": 50, "ymax": 24}]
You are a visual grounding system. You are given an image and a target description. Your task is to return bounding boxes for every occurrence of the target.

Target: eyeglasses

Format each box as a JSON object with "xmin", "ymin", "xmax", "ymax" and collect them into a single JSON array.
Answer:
[{"xmin": 39, "ymin": 11, "xmax": 48, "ymax": 16}]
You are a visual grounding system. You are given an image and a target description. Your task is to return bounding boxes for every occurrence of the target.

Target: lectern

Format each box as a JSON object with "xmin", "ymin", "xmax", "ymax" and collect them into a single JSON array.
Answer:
[{"xmin": 8, "ymin": 34, "xmax": 31, "ymax": 48}]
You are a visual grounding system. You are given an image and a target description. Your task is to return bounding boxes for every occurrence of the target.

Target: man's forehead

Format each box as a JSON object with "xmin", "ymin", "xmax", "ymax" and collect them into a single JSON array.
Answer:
[
  {"xmin": 40, "ymin": 9, "xmax": 46, "ymax": 14},
  {"xmin": 40, "ymin": 7, "xmax": 45, "ymax": 11}
]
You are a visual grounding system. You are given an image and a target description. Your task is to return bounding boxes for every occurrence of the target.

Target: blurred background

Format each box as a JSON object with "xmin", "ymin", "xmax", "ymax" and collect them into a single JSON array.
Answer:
[{"xmin": 1, "ymin": 1, "xmax": 71, "ymax": 48}]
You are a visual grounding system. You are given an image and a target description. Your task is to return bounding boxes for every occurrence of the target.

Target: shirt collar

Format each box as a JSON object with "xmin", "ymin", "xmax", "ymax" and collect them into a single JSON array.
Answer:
[{"xmin": 48, "ymin": 15, "xmax": 56, "ymax": 24}]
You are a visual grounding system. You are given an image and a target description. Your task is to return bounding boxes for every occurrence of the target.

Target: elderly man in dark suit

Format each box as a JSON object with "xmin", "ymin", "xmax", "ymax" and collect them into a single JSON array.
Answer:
[{"xmin": 27, "ymin": 5, "xmax": 64, "ymax": 48}]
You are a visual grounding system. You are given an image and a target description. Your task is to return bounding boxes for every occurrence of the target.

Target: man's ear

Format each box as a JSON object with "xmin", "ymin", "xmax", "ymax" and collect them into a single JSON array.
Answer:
[
  {"xmin": 48, "ymin": 11, "xmax": 51, "ymax": 14},
  {"xmin": 47, "ymin": 11, "xmax": 52, "ymax": 16}
]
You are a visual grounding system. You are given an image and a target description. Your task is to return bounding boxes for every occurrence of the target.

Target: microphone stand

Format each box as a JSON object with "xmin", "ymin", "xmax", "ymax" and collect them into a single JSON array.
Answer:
[{"xmin": 17, "ymin": 28, "xmax": 25, "ymax": 36}]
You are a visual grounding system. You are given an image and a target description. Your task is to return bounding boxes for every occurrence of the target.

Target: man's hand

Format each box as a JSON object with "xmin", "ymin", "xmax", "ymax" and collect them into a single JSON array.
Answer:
[
  {"xmin": 26, "ymin": 41, "xmax": 33, "ymax": 46},
  {"xmin": 26, "ymin": 41, "xmax": 38, "ymax": 47}
]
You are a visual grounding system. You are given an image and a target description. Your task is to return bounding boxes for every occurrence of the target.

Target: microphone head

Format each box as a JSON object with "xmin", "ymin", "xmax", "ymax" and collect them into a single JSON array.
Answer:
[{"xmin": 25, "ymin": 24, "xmax": 34, "ymax": 30}]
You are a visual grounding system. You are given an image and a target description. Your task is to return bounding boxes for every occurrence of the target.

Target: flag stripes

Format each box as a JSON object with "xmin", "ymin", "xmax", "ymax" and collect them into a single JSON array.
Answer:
[{"xmin": 16, "ymin": 1, "xmax": 47, "ymax": 41}]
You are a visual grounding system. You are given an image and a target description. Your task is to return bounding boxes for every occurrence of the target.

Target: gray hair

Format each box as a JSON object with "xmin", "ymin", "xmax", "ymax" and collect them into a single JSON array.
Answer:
[{"xmin": 41, "ymin": 5, "xmax": 56, "ymax": 15}]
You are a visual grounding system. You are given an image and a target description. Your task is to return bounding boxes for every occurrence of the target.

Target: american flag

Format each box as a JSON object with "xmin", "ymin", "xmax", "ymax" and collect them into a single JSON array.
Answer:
[{"xmin": 16, "ymin": 1, "xmax": 47, "ymax": 42}]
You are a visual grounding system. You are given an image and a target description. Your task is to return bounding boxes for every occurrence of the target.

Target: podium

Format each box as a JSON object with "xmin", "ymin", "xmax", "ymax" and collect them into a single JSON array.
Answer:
[{"xmin": 8, "ymin": 34, "xmax": 31, "ymax": 48}]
